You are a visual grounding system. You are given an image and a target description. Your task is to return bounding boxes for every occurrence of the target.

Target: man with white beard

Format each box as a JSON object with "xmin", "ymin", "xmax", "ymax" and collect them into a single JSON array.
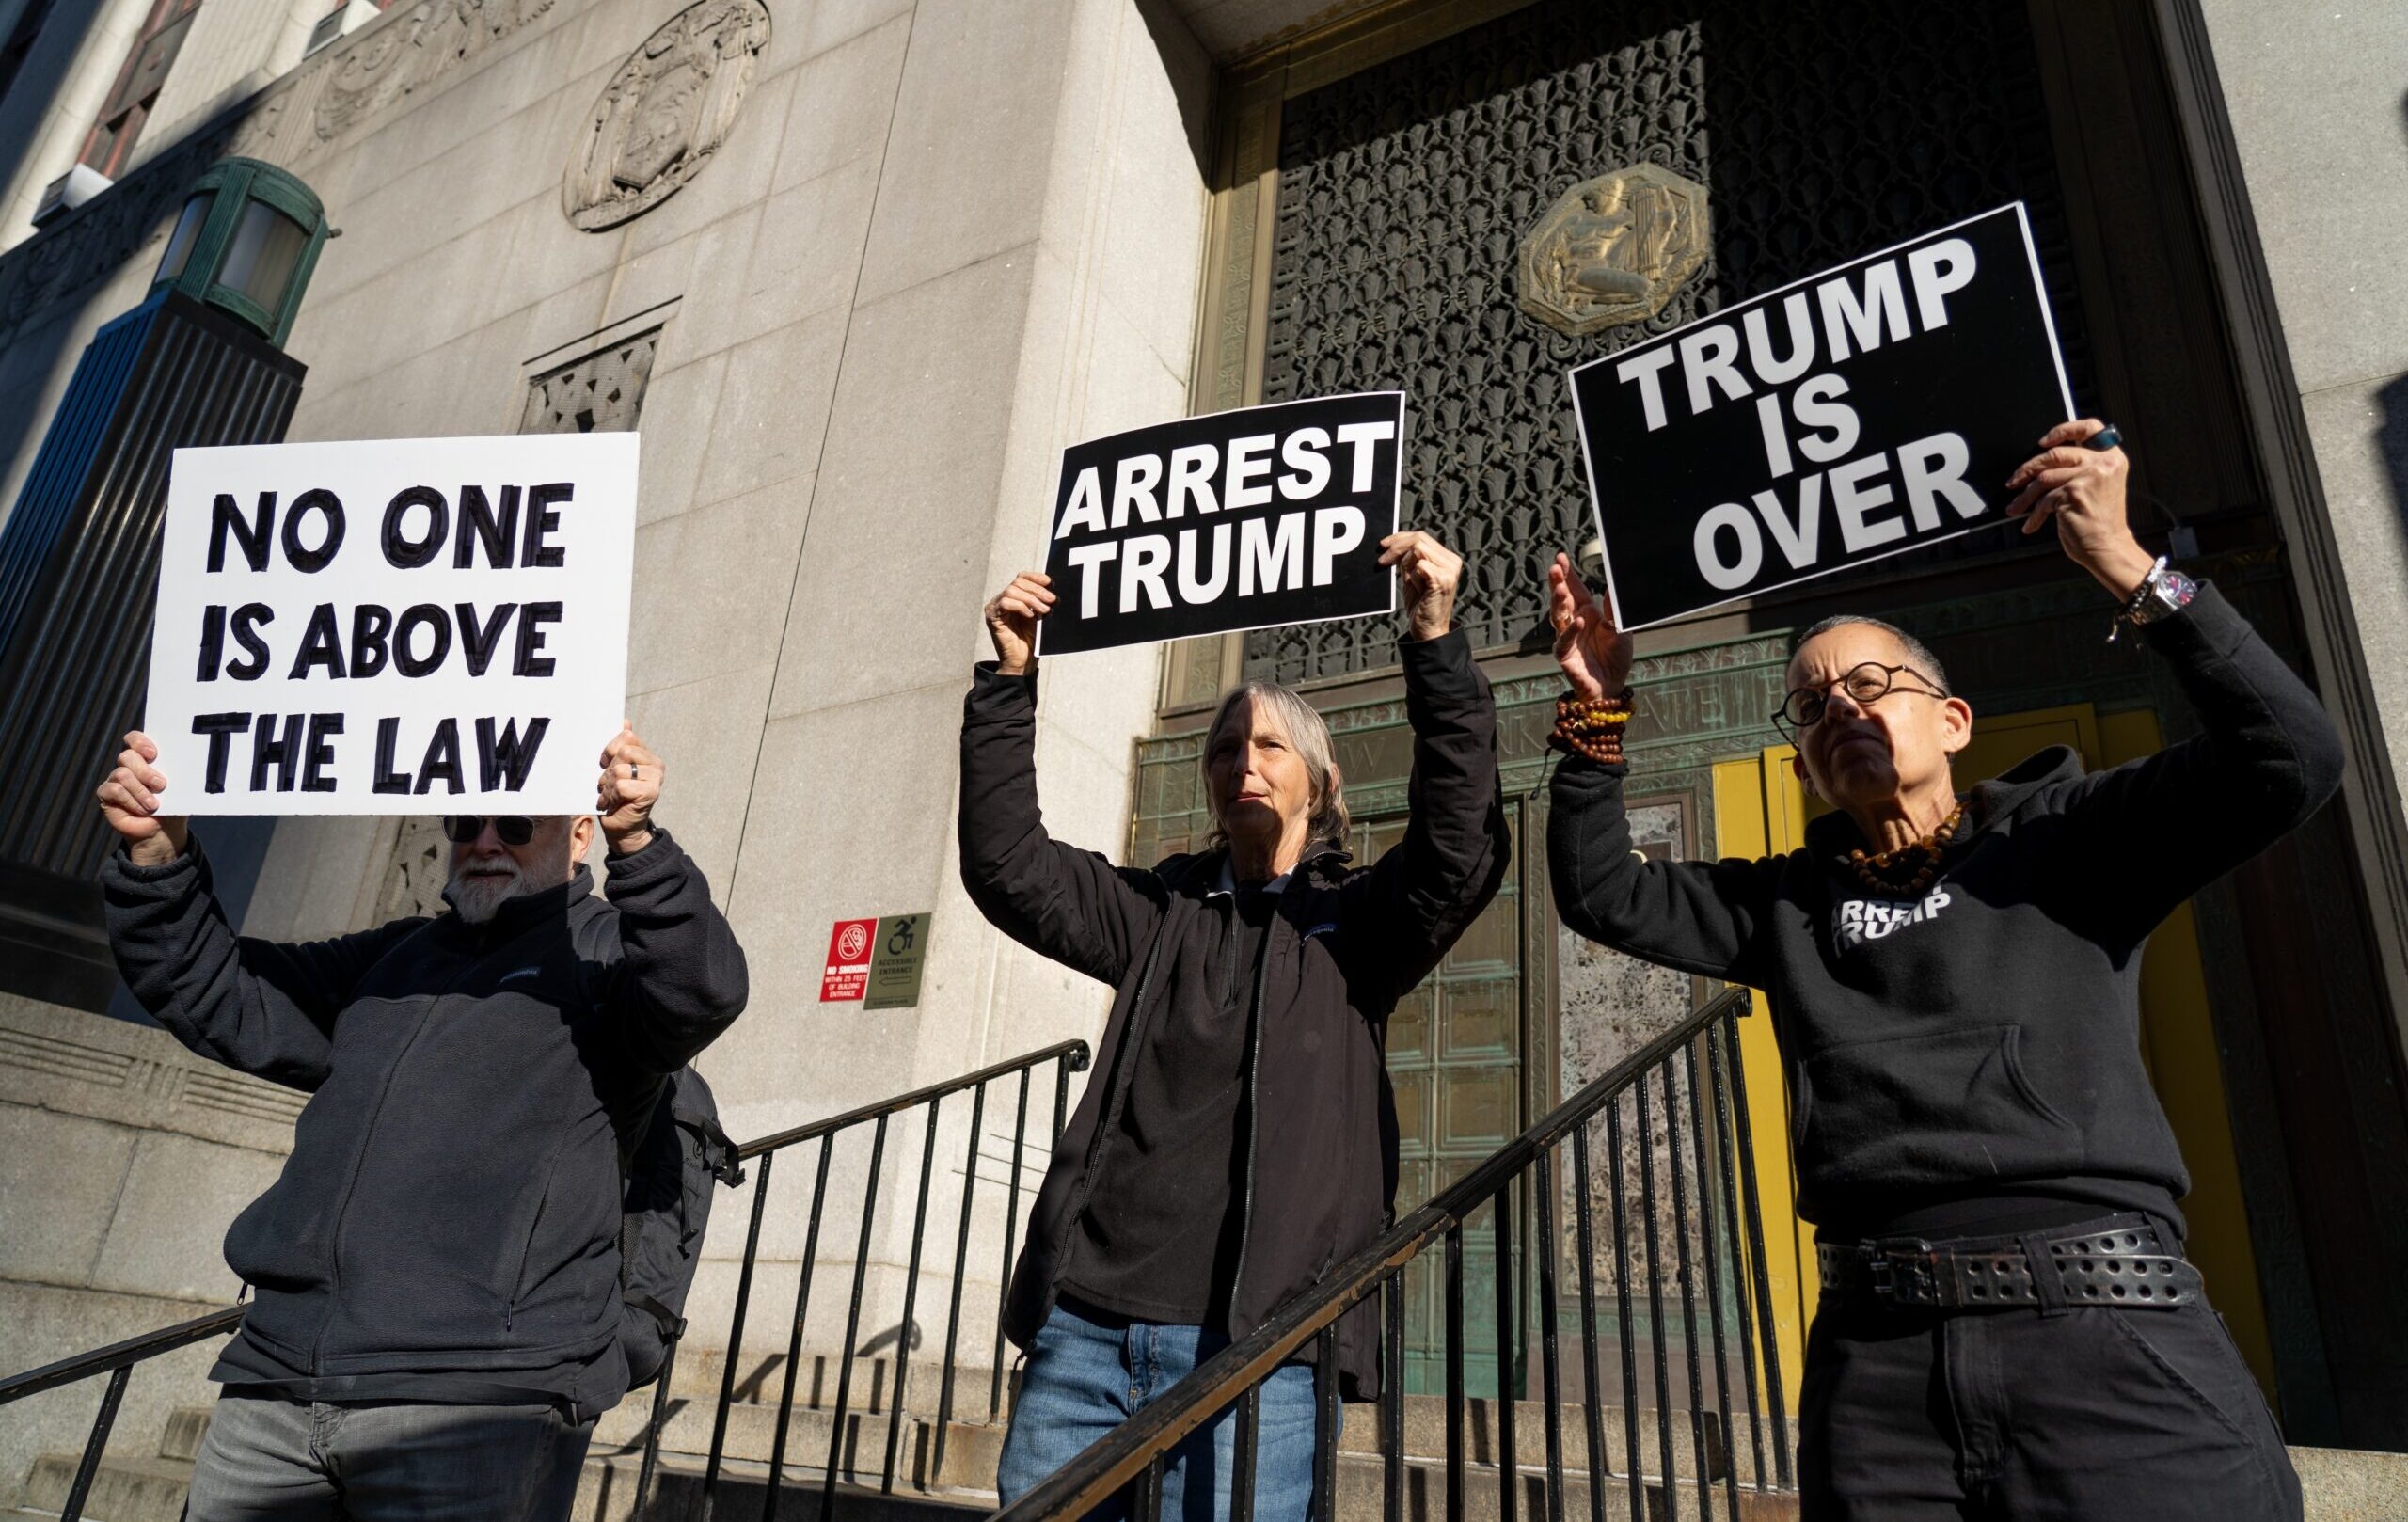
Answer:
[{"xmin": 91, "ymin": 724, "xmax": 747, "ymax": 1521}]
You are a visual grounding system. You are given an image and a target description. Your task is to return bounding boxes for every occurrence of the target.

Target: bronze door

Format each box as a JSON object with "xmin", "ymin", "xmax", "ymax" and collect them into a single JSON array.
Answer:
[{"xmin": 1361, "ymin": 808, "xmax": 1527, "ymax": 1397}]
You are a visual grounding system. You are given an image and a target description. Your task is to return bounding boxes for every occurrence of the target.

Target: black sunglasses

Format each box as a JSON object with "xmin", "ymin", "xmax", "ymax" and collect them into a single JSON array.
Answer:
[
  {"xmin": 1772, "ymin": 661, "xmax": 1947, "ymax": 744},
  {"xmin": 442, "ymin": 815, "xmax": 537, "ymax": 846}
]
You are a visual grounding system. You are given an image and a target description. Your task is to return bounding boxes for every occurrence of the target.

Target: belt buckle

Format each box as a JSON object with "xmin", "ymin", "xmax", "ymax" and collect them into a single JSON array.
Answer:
[{"xmin": 1868, "ymin": 1240, "xmax": 1943, "ymax": 1307}]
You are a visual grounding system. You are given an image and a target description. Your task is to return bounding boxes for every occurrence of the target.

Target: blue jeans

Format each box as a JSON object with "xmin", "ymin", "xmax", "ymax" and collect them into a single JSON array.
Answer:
[
  {"xmin": 182, "ymin": 1391, "xmax": 594, "ymax": 1520},
  {"xmin": 996, "ymin": 1300, "xmax": 1320, "ymax": 1522}
]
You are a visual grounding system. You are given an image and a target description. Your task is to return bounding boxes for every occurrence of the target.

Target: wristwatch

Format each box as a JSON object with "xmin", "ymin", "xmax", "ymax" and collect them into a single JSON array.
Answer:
[{"xmin": 2109, "ymin": 555, "xmax": 2197, "ymax": 642}]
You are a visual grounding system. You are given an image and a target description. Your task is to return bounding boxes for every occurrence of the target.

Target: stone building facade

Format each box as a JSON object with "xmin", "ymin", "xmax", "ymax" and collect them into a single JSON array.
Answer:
[{"xmin": 1, "ymin": 0, "xmax": 2405, "ymax": 1496}]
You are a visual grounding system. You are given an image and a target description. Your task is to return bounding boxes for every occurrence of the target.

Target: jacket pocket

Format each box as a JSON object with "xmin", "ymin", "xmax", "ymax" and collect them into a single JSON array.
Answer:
[
  {"xmin": 506, "ymin": 1141, "xmax": 568, "ymax": 1333},
  {"xmin": 1795, "ymin": 1024, "xmax": 2084, "ymax": 1201}
]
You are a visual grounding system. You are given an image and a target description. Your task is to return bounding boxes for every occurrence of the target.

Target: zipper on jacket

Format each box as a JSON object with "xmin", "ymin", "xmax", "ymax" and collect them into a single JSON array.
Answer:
[
  {"xmin": 310, "ymin": 996, "xmax": 440, "ymax": 1374},
  {"xmin": 1224, "ymin": 877, "xmax": 1285, "ymax": 1328},
  {"xmin": 305, "ymin": 917, "xmax": 533, "ymax": 1374}
]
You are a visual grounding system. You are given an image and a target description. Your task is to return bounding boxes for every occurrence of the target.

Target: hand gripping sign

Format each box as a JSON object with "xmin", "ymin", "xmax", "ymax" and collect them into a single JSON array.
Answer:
[
  {"xmin": 141, "ymin": 433, "xmax": 637, "ymax": 814},
  {"xmin": 1568, "ymin": 203, "xmax": 2074, "ymax": 630},
  {"xmin": 1036, "ymin": 393, "xmax": 1406, "ymax": 656}
]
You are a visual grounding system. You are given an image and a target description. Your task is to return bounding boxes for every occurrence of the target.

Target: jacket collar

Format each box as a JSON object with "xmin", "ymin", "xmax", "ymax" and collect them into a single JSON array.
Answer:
[{"xmin": 1194, "ymin": 843, "xmax": 1351, "ymax": 898}]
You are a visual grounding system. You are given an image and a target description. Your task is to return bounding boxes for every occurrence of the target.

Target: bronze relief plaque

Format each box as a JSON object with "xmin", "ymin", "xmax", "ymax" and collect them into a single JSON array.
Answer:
[{"xmin": 1517, "ymin": 164, "xmax": 1711, "ymax": 337}]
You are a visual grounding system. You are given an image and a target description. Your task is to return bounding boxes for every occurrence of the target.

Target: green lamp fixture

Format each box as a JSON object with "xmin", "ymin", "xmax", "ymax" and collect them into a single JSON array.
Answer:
[{"xmin": 150, "ymin": 156, "xmax": 330, "ymax": 347}]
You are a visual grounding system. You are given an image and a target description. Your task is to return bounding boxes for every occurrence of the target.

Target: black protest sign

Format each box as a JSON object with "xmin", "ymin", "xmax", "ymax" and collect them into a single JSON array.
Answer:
[
  {"xmin": 1569, "ymin": 203, "xmax": 2073, "ymax": 630},
  {"xmin": 1036, "ymin": 393, "xmax": 1406, "ymax": 656}
]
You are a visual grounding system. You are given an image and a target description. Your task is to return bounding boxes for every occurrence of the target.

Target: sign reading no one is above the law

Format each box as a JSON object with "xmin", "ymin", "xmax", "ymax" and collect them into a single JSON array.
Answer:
[
  {"xmin": 142, "ymin": 433, "xmax": 636, "ymax": 815},
  {"xmin": 1569, "ymin": 202, "xmax": 2073, "ymax": 631}
]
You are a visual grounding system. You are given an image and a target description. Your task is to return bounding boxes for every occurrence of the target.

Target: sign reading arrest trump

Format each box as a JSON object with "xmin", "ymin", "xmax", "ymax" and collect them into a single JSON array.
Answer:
[
  {"xmin": 1036, "ymin": 393, "xmax": 1405, "ymax": 656},
  {"xmin": 1569, "ymin": 203, "xmax": 2073, "ymax": 630},
  {"xmin": 141, "ymin": 432, "xmax": 636, "ymax": 815}
]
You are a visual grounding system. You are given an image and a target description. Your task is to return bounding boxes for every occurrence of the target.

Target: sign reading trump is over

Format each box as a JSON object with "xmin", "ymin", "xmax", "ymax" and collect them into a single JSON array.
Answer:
[
  {"xmin": 1570, "ymin": 203, "xmax": 2073, "ymax": 629},
  {"xmin": 1037, "ymin": 393, "xmax": 1406, "ymax": 656},
  {"xmin": 141, "ymin": 433, "xmax": 636, "ymax": 815}
]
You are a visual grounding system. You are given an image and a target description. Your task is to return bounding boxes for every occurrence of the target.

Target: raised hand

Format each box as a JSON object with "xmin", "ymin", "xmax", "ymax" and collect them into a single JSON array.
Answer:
[
  {"xmin": 597, "ymin": 724, "xmax": 662, "ymax": 855},
  {"xmin": 984, "ymin": 571, "xmax": 1054, "ymax": 676},
  {"xmin": 1547, "ymin": 552, "xmax": 1634, "ymax": 703},
  {"xmin": 2004, "ymin": 418, "xmax": 2156, "ymax": 599},
  {"xmin": 1380, "ymin": 531, "xmax": 1464, "ymax": 642},
  {"xmin": 96, "ymin": 731, "xmax": 189, "ymax": 867}
]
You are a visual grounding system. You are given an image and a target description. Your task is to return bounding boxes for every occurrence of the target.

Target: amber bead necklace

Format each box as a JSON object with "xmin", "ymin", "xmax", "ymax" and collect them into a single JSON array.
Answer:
[{"xmin": 1845, "ymin": 800, "xmax": 1967, "ymax": 897}]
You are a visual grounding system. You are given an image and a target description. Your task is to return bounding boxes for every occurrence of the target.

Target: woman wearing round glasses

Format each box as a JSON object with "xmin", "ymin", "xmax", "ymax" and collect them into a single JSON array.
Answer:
[{"xmin": 1543, "ymin": 420, "xmax": 2338, "ymax": 1520}]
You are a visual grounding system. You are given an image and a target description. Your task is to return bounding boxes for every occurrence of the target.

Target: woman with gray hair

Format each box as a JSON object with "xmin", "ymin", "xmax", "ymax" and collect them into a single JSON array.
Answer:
[{"xmin": 959, "ymin": 531, "xmax": 1510, "ymax": 1522}]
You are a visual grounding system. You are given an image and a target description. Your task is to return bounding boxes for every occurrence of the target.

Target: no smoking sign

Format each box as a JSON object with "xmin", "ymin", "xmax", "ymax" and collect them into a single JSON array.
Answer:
[
  {"xmin": 820, "ymin": 918, "xmax": 875, "ymax": 1002},
  {"xmin": 819, "ymin": 912, "xmax": 934, "ymax": 1008}
]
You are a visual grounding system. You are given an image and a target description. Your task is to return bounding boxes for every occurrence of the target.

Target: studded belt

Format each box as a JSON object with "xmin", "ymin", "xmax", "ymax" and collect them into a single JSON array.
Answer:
[{"xmin": 1816, "ymin": 1221, "xmax": 2202, "ymax": 1311}]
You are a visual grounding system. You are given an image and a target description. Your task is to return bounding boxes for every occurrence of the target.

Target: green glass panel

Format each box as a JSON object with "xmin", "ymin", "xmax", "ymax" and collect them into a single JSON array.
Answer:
[
  {"xmin": 215, "ymin": 199, "xmax": 309, "ymax": 312},
  {"xmin": 1439, "ymin": 976, "xmax": 1519, "ymax": 1056},
  {"xmin": 155, "ymin": 194, "xmax": 209, "ymax": 284}
]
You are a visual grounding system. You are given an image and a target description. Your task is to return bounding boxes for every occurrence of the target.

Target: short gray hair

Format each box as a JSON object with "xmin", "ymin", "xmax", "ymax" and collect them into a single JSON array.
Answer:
[
  {"xmin": 1200, "ymin": 682, "xmax": 1350, "ymax": 853},
  {"xmin": 1791, "ymin": 614, "xmax": 1950, "ymax": 696}
]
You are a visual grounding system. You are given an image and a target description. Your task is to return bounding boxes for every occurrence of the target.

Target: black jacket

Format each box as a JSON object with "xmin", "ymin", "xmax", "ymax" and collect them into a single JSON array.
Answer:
[
  {"xmin": 1549, "ymin": 583, "xmax": 2343, "ymax": 1234},
  {"xmin": 101, "ymin": 828, "xmax": 748, "ymax": 1415},
  {"xmin": 959, "ymin": 632, "xmax": 1510, "ymax": 1399}
]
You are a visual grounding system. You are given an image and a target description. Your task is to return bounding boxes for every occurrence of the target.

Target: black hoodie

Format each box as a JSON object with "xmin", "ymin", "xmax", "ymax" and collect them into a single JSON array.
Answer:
[
  {"xmin": 1548, "ymin": 583, "xmax": 2343, "ymax": 1239},
  {"xmin": 101, "ymin": 828, "xmax": 747, "ymax": 1416}
]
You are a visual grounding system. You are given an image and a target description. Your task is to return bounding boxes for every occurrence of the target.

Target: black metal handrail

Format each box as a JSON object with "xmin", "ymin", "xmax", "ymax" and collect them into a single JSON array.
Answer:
[
  {"xmin": 0, "ymin": 1039, "xmax": 1091, "ymax": 1522},
  {"xmin": 0, "ymin": 1305, "xmax": 244, "ymax": 1521},
  {"xmin": 678, "ymin": 1036, "xmax": 1091, "ymax": 1521},
  {"xmin": 991, "ymin": 987, "xmax": 1789, "ymax": 1522}
]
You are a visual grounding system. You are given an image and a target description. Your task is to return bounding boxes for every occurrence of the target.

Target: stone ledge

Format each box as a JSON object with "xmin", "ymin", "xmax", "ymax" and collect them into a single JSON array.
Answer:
[
  {"xmin": 0, "ymin": 994, "xmax": 298, "ymax": 1157},
  {"xmin": 2295, "ymin": 1445, "xmax": 2408, "ymax": 1522}
]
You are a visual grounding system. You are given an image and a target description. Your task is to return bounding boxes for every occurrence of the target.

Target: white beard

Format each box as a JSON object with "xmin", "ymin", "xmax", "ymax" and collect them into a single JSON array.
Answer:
[{"xmin": 448, "ymin": 860, "xmax": 526, "ymax": 925}]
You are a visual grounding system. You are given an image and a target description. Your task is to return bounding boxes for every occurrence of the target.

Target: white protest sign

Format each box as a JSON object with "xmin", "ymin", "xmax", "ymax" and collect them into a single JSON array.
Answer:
[{"xmin": 141, "ymin": 433, "xmax": 636, "ymax": 815}]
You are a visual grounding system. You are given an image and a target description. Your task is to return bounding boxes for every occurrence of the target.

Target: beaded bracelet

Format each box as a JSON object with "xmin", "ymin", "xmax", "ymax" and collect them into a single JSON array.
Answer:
[{"xmin": 1551, "ymin": 690, "xmax": 1635, "ymax": 765}]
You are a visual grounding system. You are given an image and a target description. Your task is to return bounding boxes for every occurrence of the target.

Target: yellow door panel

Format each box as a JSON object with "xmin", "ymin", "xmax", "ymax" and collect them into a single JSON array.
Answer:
[{"xmin": 1710, "ymin": 754, "xmax": 1817, "ymax": 1406}]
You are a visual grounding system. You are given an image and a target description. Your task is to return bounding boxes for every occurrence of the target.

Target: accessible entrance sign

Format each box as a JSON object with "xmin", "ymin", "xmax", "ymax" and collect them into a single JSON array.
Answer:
[
  {"xmin": 141, "ymin": 433, "xmax": 636, "ymax": 815},
  {"xmin": 1036, "ymin": 392, "xmax": 1405, "ymax": 656},
  {"xmin": 1569, "ymin": 203, "xmax": 2073, "ymax": 630}
]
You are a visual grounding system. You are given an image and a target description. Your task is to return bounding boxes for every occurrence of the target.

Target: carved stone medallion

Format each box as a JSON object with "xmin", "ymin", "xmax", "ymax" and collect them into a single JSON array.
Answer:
[
  {"xmin": 1517, "ymin": 164, "xmax": 1710, "ymax": 338},
  {"xmin": 562, "ymin": 0, "xmax": 770, "ymax": 231}
]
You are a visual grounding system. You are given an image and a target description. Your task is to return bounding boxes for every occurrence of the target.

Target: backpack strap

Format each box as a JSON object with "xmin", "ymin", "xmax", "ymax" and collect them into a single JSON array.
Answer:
[{"xmin": 626, "ymin": 1291, "xmax": 687, "ymax": 1340}]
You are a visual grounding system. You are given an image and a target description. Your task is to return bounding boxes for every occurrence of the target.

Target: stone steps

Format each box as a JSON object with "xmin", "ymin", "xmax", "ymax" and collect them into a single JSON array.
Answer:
[{"xmin": 21, "ymin": 1451, "xmax": 198, "ymax": 1522}]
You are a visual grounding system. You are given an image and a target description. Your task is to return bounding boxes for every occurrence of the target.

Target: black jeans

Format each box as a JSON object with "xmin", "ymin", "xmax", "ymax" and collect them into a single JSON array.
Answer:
[{"xmin": 1799, "ymin": 1233, "xmax": 2302, "ymax": 1520}]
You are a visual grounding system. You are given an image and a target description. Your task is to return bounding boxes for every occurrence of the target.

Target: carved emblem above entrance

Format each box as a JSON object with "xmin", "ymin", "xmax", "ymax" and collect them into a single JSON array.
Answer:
[
  {"xmin": 562, "ymin": 0, "xmax": 770, "ymax": 231},
  {"xmin": 1517, "ymin": 164, "xmax": 1710, "ymax": 338}
]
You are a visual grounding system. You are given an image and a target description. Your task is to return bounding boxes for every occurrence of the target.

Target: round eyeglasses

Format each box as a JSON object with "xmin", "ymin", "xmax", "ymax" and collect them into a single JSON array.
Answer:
[{"xmin": 1772, "ymin": 661, "xmax": 1947, "ymax": 745}]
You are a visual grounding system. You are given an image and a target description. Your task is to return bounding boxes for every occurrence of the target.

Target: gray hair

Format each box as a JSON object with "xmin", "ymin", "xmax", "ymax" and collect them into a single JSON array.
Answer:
[
  {"xmin": 1200, "ymin": 681, "xmax": 1351, "ymax": 853},
  {"xmin": 1791, "ymin": 614, "xmax": 1951, "ymax": 696}
]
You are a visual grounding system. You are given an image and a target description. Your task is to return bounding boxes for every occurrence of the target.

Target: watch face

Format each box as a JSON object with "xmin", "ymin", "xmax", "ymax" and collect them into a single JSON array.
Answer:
[{"xmin": 2141, "ymin": 571, "xmax": 2195, "ymax": 622}]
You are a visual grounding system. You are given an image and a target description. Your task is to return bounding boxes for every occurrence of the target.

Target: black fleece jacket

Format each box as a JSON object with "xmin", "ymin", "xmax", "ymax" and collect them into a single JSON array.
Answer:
[
  {"xmin": 102, "ymin": 829, "xmax": 747, "ymax": 1416},
  {"xmin": 959, "ymin": 631, "xmax": 1510, "ymax": 1399},
  {"xmin": 1549, "ymin": 583, "xmax": 2343, "ymax": 1239}
]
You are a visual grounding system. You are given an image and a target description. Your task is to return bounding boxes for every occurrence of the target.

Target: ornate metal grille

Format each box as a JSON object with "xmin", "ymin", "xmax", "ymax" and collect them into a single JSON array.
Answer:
[
  {"xmin": 1247, "ymin": 0, "xmax": 2087, "ymax": 683},
  {"xmin": 518, "ymin": 328, "xmax": 660, "ymax": 434}
]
